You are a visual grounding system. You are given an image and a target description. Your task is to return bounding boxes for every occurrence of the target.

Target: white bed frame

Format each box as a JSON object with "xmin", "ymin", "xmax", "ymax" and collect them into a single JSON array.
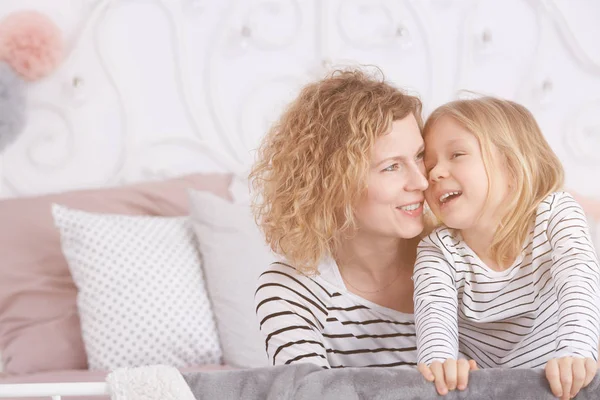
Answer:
[
  {"xmin": 0, "ymin": 382, "xmax": 107, "ymax": 399},
  {"xmin": 0, "ymin": 0, "xmax": 599, "ymax": 397}
]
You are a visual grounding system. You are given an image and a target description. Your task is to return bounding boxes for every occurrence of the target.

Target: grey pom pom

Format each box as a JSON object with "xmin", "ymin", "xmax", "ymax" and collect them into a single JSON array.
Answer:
[{"xmin": 0, "ymin": 62, "xmax": 26, "ymax": 153}]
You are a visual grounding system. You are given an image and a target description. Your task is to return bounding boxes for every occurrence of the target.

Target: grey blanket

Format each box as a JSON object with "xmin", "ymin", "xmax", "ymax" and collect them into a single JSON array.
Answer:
[{"xmin": 183, "ymin": 363, "xmax": 600, "ymax": 400}]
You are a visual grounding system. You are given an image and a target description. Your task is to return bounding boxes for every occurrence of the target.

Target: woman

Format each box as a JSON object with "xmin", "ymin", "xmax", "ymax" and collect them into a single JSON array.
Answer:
[{"xmin": 251, "ymin": 68, "xmax": 432, "ymax": 370}]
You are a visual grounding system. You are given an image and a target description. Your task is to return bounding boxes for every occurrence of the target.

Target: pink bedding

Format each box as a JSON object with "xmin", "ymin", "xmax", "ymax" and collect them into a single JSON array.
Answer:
[{"xmin": 0, "ymin": 173, "xmax": 232, "ymax": 375}]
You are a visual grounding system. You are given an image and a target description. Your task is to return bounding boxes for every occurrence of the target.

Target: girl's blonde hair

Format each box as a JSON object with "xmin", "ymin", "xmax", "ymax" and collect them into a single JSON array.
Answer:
[
  {"xmin": 424, "ymin": 97, "xmax": 564, "ymax": 267},
  {"xmin": 249, "ymin": 68, "xmax": 423, "ymax": 275}
]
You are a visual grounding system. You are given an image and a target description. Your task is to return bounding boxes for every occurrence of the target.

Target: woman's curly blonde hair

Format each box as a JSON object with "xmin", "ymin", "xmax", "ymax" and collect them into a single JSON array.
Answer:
[{"xmin": 249, "ymin": 68, "xmax": 423, "ymax": 275}]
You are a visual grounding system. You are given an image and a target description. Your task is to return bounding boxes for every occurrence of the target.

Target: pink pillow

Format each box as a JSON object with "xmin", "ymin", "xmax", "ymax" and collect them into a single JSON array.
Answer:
[
  {"xmin": 0, "ymin": 173, "xmax": 232, "ymax": 375},
  {"xmin": 573, "ymin": 192, "xmax": 600, "ymax": 220}
]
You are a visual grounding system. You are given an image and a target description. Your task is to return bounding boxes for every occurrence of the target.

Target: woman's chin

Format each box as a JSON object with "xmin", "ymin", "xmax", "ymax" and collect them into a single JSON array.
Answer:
[{"xmin": 396, "ymin": 220, "xmax": 425, "ymax": 239}]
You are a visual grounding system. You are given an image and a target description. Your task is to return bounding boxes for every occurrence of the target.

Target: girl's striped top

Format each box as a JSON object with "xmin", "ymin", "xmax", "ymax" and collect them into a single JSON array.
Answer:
[
  {"xmin": 255, "ymin": 258, "xmax": 417, "ymax": 368},
  {"xmin": 413, "ymin": 192, "xmax": 600, "ymax": 368}
]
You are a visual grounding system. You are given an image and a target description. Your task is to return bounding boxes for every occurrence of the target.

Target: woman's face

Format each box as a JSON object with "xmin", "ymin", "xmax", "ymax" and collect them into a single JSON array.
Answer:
[{"xmin": 354, "ymin": 114, "xmax": 429, "ymax": 239}]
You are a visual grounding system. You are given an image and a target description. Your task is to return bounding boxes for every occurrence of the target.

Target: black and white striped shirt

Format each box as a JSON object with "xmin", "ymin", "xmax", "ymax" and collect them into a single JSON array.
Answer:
[
  {"xmin": 413, "ymin": 192, "xmax": 600, "ymax": 368},
  {"xmin": 255, "ymin": 259, "xmax": 417, "ymax": 368}
]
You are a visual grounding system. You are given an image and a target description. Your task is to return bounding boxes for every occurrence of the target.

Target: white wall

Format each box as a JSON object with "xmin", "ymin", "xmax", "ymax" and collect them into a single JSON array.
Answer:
[{"xmin": 0, "ymin": 0, "xmax": 598, "ymax": 200}]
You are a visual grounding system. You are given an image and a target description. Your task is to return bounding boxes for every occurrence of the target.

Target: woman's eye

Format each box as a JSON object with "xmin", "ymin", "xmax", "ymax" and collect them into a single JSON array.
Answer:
[
  {"xmin": 416, "ymin": 151, "xmax": 425, "ymax": 161},
  {"xmin": 383, "ymin": 163, "xmax": 400, "ymax": 172},
  {"xmin": 451, "ymin": 152, "xmax": 465, "ymax": 159}
]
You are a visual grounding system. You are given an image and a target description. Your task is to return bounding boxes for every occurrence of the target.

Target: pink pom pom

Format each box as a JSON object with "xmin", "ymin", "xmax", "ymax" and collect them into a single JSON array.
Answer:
[{"xmin": 0, "ymin": 11, "xmax": 64, "ymax": 81}]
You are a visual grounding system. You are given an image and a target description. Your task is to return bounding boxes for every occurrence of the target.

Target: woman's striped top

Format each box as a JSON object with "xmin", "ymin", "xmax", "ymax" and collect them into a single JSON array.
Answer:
[
  {"xmin": 413, "ymin": 192, "xmax": 600, "ymax": 368},
  {"xmin": 255, "ymin": 258, "xmax": 417, "ymax": 368}
]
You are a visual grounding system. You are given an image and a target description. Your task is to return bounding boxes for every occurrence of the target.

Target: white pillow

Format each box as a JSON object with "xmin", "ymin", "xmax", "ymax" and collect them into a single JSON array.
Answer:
[
  {"xmin": 188, "ymin": 189, "xmax": 277, "ymax": 368},
  {"xmin": 52, "ymin": 205, "xmax": 222, "ymax": 371}
]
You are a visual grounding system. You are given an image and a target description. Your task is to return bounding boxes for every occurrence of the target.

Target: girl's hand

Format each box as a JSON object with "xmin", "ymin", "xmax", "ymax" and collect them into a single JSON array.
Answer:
[
  {"xmin": 418, "ymin": 359, "xmax": 478, "ymax": 395},
  {"xmin": 545, "ymin": 357, "xmax": 597, "ymax": 399}
]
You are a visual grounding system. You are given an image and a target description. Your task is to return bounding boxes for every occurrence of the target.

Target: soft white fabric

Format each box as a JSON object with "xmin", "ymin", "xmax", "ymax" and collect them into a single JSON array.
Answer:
[
  {"xmin": 107, "ymin": 364, "xmax": 195, "ymax": 400},
  {"xmin": 188, "ymin": 189, "xmax": 275, "ymax": 368},
  {"xmin": 53, "ymin": 205, "xmax": 222, "ymax": 370}
]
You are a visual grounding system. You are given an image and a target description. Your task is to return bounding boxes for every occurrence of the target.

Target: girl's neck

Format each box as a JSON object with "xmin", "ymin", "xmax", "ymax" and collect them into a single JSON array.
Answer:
[{"xmin": 460, "ymin": 222, "xmax": 504, "ymax": 270}]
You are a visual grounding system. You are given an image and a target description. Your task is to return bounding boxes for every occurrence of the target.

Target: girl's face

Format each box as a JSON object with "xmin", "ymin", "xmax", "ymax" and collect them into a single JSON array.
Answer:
[
  {"xmin": 423, "ymin": 116, "xmax": 511, "ymax": 233},
  {"xmin": 354, "ymin": 114, "xmax": 429, "ymax": 240}
]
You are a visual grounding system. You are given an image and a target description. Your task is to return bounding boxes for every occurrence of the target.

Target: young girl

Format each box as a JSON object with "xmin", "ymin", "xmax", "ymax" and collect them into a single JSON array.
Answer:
[{"xmin": 413, "ymin": 97, "xmax": 600, "ymax": 399}]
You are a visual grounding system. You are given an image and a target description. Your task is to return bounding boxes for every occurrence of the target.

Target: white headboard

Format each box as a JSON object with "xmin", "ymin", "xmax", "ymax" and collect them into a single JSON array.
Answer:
[{"xmin": 0, "ymin": 0, "xmax": 599, "ymax": 199}]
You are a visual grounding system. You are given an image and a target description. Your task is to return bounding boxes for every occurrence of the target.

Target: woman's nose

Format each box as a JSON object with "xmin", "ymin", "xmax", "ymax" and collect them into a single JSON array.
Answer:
[{"xmin": 407, "ymin": 163, "xmax": 429, "ymax": 191}]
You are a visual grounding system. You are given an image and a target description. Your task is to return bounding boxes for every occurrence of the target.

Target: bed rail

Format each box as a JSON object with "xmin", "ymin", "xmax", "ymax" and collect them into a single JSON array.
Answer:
[{"xmin": 0, "ymin": 382, "xmax": 108, "ymax": 399}]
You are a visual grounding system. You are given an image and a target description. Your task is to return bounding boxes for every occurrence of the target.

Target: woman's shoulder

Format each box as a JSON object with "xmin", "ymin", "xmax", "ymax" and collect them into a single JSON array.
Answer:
[
  {"xmin": 260, "ymin": 260, "xmax": 298, "ymax": 274},
  {"xmin": 255, "ymin": 260, "xmax": 339, "ymax": 319},
  {"xmin": 258, "ymin": 261, "xmax": 313, "ymax": 285},
  {"xmin": 256, "ymin": 261, "xmax": 328, "ymax": 299}
]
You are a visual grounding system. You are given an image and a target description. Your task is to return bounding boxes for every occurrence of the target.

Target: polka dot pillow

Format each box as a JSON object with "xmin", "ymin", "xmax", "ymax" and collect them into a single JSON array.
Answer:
[{"xmin": 52, "ymin": 204, "xmax": 222, "ymax": 370}]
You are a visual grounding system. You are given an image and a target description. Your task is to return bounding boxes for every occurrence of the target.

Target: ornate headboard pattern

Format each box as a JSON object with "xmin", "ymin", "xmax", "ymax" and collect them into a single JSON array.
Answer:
[{"xmin": 0, "ymin": 0, "xmax": 598, "ymax": 233}]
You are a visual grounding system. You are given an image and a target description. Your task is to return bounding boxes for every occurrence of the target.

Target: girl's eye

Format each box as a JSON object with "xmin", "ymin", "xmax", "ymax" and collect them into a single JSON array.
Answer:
[
  {"xmin": 451, "ymin": 152, "xmax": 465, "ymax": 159},
  {"xmin": 383, "ymin": 163, "xmax": 400, "ymax": 172},
  {"xmin": 416, "ymin": 151, "xmax": 425, "ymax": 161}
]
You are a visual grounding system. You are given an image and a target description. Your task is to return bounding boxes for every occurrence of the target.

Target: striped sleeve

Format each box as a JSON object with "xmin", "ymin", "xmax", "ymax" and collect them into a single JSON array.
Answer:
[
  {"xmin": 547, "ymin": 193, "xmax": 600, "ymax": 360},
  {"xmin": 254, "ymin": 263, "xmax": 330, "ymax": 368},
  {"xmin": 413, "ymin": 232, "xmax": 459, "ymax": 365}
]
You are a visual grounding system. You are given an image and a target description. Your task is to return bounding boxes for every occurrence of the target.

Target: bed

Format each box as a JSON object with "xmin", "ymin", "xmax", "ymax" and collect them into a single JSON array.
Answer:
[{"xmin": 0, "ymin": 0, "xmax": 599, "ymax": 398}]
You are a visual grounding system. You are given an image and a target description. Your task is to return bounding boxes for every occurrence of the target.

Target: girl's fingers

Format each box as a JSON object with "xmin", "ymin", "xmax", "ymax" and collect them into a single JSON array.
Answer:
[
  {"xmin": 457, "ymin": 358, "xmax": 470, "ymax": 391},
  {"xmin": 443, "ymin": 359, "xmax": 458, "ymax": 391},
  {"xmin": 583, "ymin": 357, "xmax": 598, "ymax": 388},
  {"xmin": 570, "ymin": 358, "xmax": 586, "ymax": 398},
  {"xmin": 545, "ymin": 358, "xmax": 563, "ymax": 398},
  {"xmin": 431, "ymin": 361, "xmax": 449, "ymax": 395},
  {"xmin": 418, "ymin": 363, "xmax": 434, "ymax": 382},
  {"xmin": 558, "ymin": 357, "xmax": 573, "ymax": 400},
  {"xmin": 468, "ymin": 359, "xmax": 479, "ymax": 371}
]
